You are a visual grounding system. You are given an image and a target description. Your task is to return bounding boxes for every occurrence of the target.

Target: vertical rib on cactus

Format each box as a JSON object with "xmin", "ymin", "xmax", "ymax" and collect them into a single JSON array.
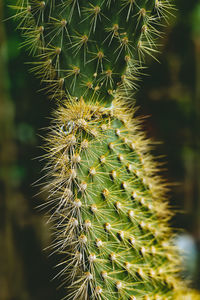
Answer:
[{"xmin": 11, "ymin": 0, "xmax": 194, "ymax": 299}]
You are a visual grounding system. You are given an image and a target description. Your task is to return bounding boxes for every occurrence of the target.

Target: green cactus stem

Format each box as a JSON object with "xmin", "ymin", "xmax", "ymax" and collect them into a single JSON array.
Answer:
[
  {"xmin": 10, "ymin": 0, "xmax": 197, "ymax": 299},
  {"xmin": 43, "ymin": 95, "xmax": 185, "ymax": 299},
  {"xmin": 11, "ymin": 0, "xmax": 173, "ymax": 105}
]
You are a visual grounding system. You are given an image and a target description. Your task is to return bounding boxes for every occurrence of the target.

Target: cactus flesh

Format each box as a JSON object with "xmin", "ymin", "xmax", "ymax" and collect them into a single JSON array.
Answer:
[
  {"xmin": 11, "ymin": 0, "xmax": 192, "ymax": 299},
  {"xmin": 44, "ymin": 96, "xmax": 184, "ymax": 299}
]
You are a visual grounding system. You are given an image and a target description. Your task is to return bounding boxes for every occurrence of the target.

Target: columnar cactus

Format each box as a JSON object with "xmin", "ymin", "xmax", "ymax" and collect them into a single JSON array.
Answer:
[{"xmin": 11, "ymin": 1, "xmax": 194, "ymax": 299}]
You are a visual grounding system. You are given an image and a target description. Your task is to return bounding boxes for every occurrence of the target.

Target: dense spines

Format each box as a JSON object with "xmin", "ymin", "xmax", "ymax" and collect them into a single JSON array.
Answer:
[
  {"xmin": 40, "ymin": 97, "xmax": 185, "ymax": 299},
  {"xmin": 12, "ymin": 0, "xmax": 194, "ymax": 299},
  {"xmin": 11, "ymin": 0, "xmax": 174, "ymax": 103}
]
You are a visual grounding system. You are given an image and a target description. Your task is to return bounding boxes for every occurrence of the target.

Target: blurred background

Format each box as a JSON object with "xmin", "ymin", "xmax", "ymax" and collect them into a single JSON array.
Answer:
[{"xmin": 0, "ymin": 1, "xmax": 200, "ymax": 299}]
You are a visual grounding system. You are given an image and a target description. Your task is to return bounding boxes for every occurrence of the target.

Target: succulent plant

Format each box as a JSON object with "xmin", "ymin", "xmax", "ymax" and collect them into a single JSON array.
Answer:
[{"xmin": 11, "ymin": 0, "xmax": 196, "ymax": 299}]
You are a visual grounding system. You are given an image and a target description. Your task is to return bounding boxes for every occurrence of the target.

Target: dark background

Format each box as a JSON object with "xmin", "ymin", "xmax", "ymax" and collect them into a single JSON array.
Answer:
[{"xmin": 0, "ymin": 1, "xmax": 200, "ymax": 299}]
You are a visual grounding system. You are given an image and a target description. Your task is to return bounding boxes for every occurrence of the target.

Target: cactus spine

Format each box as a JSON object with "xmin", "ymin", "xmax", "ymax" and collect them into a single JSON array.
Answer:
[{"xmin": 11, "ymin": 0, "xmax": 193, "ymax": 299}]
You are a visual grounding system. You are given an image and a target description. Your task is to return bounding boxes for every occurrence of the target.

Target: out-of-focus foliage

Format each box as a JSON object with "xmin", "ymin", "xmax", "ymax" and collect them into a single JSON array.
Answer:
[{"xmin": 0, "ymin": 0, "xmax": 199, "ymax": 299}]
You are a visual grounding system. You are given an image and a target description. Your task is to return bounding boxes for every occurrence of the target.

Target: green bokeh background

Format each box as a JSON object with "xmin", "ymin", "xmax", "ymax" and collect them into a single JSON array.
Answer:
[{"xmin": 0, "ymin": 1, "xmax": 200, "ymax": 299}]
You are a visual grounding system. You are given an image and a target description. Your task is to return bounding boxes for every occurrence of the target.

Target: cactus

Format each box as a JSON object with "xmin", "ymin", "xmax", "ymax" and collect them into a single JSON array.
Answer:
[{"xmin": 11, "ymin": 0, "xmax": 194, "ymax": 299}]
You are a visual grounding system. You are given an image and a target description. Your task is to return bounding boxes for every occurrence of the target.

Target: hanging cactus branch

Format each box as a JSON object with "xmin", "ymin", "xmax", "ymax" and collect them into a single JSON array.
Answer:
[{"xmin": 10, "ymin": 0, "xmax": 197, "ymax": 299}]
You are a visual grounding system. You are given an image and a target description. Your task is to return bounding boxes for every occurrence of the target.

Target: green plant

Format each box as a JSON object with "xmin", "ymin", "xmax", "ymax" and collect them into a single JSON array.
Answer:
[{"xmin": 11, "ymin": 1, "xmax": 194, "ymax": 299}]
